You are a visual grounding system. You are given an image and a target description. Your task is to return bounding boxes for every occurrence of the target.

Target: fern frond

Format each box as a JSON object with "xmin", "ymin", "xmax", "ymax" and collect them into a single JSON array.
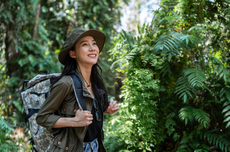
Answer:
[
  {"xmin": 225, "ymin": 89, "xmax": 230, "ymax": 101},
  {"xmin": 110, "ymin": 31, "xmax": 137, "ymax": 70},
  {"xmin": 192, "ymin": 108, "xmax": 210, "ymax": 128},
  {"xmin": 183, "ymin": 68, "xmax": 207, "ymax": 89},
  {"xmin": 175, "ymin": 68, "xmax": 207, "ymax": 103},
  {"xmin": 177, "ymin": 131, "xmax": 194, "ymax": 152},
  {"xmin": 222, "ymin": 105, "xmax": 230, "ymax": 113},
  {"xmin": 175, "ymin": 76, "xmax": 196, "ymax": 102},
  {"xmin": 222, "ymin": 99, "xmax": 230, "ymax": 128},
  {"xmin": 210, "ymin": 56, "xmax": 230, "ymax": 83},
  {"xmin": 226, "ymin": 122, "xmax": 230, "ymax": 129},
  {"xmin": 224, "ymin": 111, "xmax": 230, "ymax": 118},
  {"xmin": 201, "ymin": 131, "xmax": 230, "ymax": 152},
  {"xmin": 121, "ymin": 30, "xmax": 135, "ymax": 50},
  {"xmin": 154, "ymin": 32, "xmax": 190, "ymax": 61},
  {"xmin": 159, "ymin": 62, "xmax": 173, "ymax": 78},
  {"xmin": 176, "ymin": 33, "xmax": 200, "ymax": 48},
  {"xmin": 179, "ymin": 106, "xmax": 194, "ymax": 125},
  {"xmin": 0, "ymin": 117, "xmax": 14, "ymax": 131},
  {"xmin": 179, "ymin": 106, "xmax": 210, "ymax": 128}
]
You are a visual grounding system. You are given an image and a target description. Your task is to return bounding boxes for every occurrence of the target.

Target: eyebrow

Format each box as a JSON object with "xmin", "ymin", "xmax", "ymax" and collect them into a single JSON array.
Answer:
[{"xmin": 80, "ymin": 40, "xmax": 96, "ymax": 44}]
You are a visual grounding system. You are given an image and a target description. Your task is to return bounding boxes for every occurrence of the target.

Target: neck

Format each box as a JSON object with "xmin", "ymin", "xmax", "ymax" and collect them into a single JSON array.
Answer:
[{"xmin": 77, "ymin": 63, "xmax": 92, "ymax": 83}]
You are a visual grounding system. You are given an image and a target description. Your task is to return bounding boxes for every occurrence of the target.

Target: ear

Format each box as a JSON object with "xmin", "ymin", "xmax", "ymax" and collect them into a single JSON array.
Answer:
[{"xmin": 69, "ymin": 50, "xmax": 76, "ymax": 59}]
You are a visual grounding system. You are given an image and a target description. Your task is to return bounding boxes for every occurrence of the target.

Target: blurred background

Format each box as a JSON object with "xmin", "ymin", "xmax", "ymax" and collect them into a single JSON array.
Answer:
[{"xmin": 1, "ymin": 0, "xmax": 230, "ymax": 151}]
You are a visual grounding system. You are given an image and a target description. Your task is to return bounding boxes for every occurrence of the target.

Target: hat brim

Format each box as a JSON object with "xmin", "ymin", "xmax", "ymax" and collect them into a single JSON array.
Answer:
[{"xmin": 59, "ymin": 29, "xmax": 106, "ymax": 65}]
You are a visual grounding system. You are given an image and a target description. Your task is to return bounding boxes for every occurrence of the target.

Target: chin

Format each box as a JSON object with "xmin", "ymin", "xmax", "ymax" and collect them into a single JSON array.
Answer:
[{"xmin": 88, "ymin": 61, "xmax": 98, "ymax": 66}]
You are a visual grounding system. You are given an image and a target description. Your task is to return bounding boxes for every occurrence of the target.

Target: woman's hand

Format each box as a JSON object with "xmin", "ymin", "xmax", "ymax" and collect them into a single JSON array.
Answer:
[
  {"xmin": 72, "ymin": 109, "xmax": 93, "ymax": 127},
  {"xmin": 52, "ymin": 109, "xmax": 93, "ymax": 128},
  {"xmin": 104, "ymin": 99, "xmax": 119, "ymax": 114}
]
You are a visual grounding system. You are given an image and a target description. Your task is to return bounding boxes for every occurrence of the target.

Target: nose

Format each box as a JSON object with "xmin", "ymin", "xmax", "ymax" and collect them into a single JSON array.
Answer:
[{"xmin": 89, "ymin": 44, "xmax": 96, "ymax": 51}]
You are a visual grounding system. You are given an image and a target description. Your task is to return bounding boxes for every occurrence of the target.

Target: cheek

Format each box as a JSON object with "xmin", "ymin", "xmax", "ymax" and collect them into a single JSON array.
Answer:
[
  {"xmin": 96, "ymin": 46, "xmax": 100, "ymax": 53},
  {"xmin": 75, "ymin": 49, "xmax": 84, "ymax": 58}
]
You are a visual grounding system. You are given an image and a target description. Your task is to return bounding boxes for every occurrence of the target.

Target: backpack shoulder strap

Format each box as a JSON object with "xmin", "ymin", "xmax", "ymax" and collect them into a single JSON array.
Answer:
[{"xmin": 69, "ymin": 73, "xmax": 87, "ymax": 110}]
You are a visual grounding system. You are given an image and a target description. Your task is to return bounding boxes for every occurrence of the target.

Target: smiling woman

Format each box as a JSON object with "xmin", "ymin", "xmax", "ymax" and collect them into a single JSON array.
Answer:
[
  {"xmin": 36, "ymin": 28, "xmax": 119, "ymax": 152},
  {"xmin": 70, "ymin": 36, "xmax": 100, "ymax": 70}
]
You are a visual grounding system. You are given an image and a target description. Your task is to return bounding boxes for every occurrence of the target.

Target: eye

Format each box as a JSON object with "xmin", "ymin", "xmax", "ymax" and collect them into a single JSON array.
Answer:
[
  {"xmin": 82, "ymin": 43, "xmax": 88, "ymax": 46},
  {"xmin": 93, "ymin": 42, "xmax": 97, "ymax": 45}
]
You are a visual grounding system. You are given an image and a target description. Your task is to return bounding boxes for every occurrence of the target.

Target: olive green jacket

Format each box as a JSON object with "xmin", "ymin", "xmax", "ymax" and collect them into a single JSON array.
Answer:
[{"xmin": 36, "ymin": 74, "xmax": 106, "ymax": 152}]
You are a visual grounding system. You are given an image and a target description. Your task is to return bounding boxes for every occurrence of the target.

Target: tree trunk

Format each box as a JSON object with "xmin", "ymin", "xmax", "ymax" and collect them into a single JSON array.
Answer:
[
  {"xmin": 5, "ymin": 23, "xmax": 15, "ymax": 77},
  {"xmin": 33, "ymin": 4, "xmax": 41, "ymax": 39}
]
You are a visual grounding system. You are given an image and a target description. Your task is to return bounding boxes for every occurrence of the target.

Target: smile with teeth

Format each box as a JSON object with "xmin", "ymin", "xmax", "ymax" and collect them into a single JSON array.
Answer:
[{"xmin": 88, "ymin": 54, "xmax": 96, "ymax": 57}]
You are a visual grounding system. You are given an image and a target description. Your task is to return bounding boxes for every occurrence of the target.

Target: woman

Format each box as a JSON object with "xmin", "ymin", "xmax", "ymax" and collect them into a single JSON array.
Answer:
[{"xmin": 36, "ymin": 28, "xmax": 119, "ymax": 152}]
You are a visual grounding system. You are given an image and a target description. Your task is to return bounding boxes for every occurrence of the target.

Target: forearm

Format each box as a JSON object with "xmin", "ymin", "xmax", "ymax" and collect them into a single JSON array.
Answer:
[
  {"xmin": 53, "ymin": 117, "xmax": 75, "ymax": 128},
  {"xmin": 52, "ymin": 112, "xmax": 92, "ymax": 128}
]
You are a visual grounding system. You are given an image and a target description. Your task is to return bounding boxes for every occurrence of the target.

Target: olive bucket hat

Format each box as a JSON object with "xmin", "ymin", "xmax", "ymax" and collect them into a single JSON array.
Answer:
[{"xmin": 59, "ymin": 28, "xmax": 106, "ymax": 65}]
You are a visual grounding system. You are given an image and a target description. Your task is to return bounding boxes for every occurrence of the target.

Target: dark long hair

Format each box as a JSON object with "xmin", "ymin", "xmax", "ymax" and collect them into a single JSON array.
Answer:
[{"xmin": 51, "ymin": 53, "xmax": 109, "ymax": 111}]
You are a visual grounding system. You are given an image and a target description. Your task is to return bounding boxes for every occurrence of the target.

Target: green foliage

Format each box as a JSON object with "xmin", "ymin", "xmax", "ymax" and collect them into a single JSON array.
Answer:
[
  {"xmin": 175, "ymin": 75, "xmax": 196, "ymax": 102},
  {"xmin": 201, "ymin": 131, "xmax": 230, "ymax": 152},
  {"xmin": 154, "ymin": 32, "xmax": 197, "ymax": 61},
  {"xmin": 106, "ymin": 0, "xmax": 230, "ymax": 151},
  {"xmin": 210, "ymin": 56, "xmax": 230, "ymax": 83},
  {"xmin": 109, "ymin": 18, "xmax": 200, "ymax": 151},
  {"xmin": 175, "ymin": 68, "xmax": 207, "ymax": 102},
  {"xmin": 0, "ymin": 117, "xmax": 15, "ymax": 143},
  {"xmin": 179, "ymin": 106, "xmax": 210, "ymax": 128},
  {"xmin": 103, "ymin": 104, "xmax": 133, "ymax": 152},
  {"xmin": 223, "ymin": 94, "xmax": 230, "ymax": 128},
  {"xmin": 165, "ymin": 112, "xmax": 176, "ymax": 136},
  {"xmin": 0, "ymin": 117, "xmax": 21, "ymax": 151},
  {"xmin": 177, "ymin": 131, "xmax": 210, "ymax": 152}
]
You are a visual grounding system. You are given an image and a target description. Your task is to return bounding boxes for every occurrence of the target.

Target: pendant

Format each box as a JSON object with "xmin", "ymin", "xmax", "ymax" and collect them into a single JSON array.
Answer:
[{"xmin": 87, "ymin": 84, "xmax": 90, "ymax": 87}]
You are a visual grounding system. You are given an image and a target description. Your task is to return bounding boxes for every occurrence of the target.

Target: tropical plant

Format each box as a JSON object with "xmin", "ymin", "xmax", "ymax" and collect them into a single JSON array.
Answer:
[
  {"xmin": 107, "ymin": 0, "xmax": 230, "ymax": 151},
  {"xmin": 0, "ymin": 117, "xmax": 22, "ymax": 151}
]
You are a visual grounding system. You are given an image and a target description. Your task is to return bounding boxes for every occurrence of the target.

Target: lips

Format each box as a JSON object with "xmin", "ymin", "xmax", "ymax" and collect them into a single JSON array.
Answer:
[{"xmin": 88, "ymin": 54, "xmax": 97, "ymax": 57}]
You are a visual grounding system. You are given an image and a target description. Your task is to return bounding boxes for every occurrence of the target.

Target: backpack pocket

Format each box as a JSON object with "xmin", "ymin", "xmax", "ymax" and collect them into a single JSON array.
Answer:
[
  {"xmin": 28, "ymin": 113, "xmax": 40, "ymax": 135},
  {"xmin": 28, "ymin": 113, "xmax": 53, "ymax": 152}
]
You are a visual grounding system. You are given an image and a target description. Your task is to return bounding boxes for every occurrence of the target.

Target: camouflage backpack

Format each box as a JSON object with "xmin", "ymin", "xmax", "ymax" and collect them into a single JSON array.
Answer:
[{"xmin": 21, "ymin": 73, "xmax": 86, "ymax": 152}]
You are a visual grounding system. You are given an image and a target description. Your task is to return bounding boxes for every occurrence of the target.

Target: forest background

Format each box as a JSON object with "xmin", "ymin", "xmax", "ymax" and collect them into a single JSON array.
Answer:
[{"xmin": 1, "ymin": 0, "xmax": 230, "ymax": 152}]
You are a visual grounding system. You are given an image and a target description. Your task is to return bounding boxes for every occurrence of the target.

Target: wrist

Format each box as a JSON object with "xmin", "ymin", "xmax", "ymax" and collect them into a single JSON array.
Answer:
[
  {"xmin": 70, "ymin": 117, "xmax": 79, "ymax": 127},
  {"xmin": 103, "ymin": 110, "xmax": 109, "ymax": 114}
]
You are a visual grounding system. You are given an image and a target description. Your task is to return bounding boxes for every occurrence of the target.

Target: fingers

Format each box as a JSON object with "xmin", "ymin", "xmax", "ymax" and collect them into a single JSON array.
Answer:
[
  {"xmin": 109, "ymin": 99, "xmax": 116, "ymax": 106},
  {"xmin": 86, "ymin": 113, "xmax": 93, "ymax": 119},
  {"xmin": 110, "ymin": 107, "xmax": 119, "ymax": 112},
  {"xmin": 109, "ymin": 100, "xmax": 118, "ymax": 109},
  {"xmin": 76, "ymin": 109, "xmax": 92, "ymax": 115},
  {"xmin": 108, "ymin": 105, "xmax": 119, "ymax": 111},
  {"xmin": 112, "ymin": 105, "xmax": 119, "ymax": 111},
  {"xmin": 106, "ymin": 100, "xmax": 119, "ymax": 114},
  {"xmin": 73, "ymin": 109, "xmax": 93, "ymax": 127},
  {"xmin": 108, "ymin": 100, "xmax": 116, "ymax": 109},
  {"xmin": 86, "ymin": 121, "xmax": 93, "ymax": 126},
  {"xmin": 76, "ymin": 109, "xmax": 91, "ymax": 113},
  {"xmin": 86, "ymin": 117, "xmax": 93, "ymax": 121},
  {"xmin": 86, "ymin": 113, "xmax": 93, "ymax": 125},
  {"xmin": 83, "ymin": 111, "xmax": 93, "ymax": 118},
  {"xmin": 75, "ymin": 109, "xmax": 93, "ymax": 118},
  {"xmin": 83, "ymin": 110, "xmax": 92, "ymax": 114}
]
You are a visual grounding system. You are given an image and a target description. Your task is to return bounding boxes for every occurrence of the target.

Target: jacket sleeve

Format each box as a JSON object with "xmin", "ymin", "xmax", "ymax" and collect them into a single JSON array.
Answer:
[{"xmin": 36, "ymin": 78, "xmax": 71, "ymax": 134}]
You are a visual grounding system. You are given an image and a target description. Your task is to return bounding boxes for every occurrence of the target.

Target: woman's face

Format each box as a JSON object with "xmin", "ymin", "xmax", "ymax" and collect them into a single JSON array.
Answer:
[{"xmin": 70, "ymin": 36, "xmax": 99, "ymax": 67}]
